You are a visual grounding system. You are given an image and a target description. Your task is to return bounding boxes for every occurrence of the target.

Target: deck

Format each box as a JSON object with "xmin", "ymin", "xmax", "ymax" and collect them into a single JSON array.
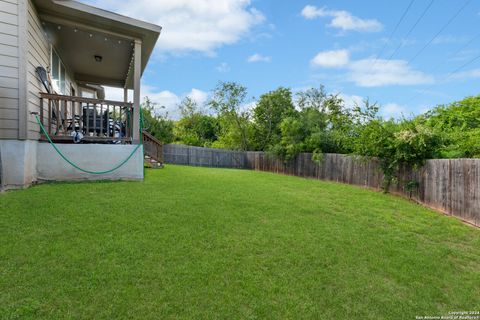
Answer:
[{"xmin": 39, "ymin": 93, "xmax": 134, "ymax": 144}]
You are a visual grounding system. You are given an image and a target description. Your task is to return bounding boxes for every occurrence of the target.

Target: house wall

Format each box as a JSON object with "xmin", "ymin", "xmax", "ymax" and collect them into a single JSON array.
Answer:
[
  {"xmin": 26, "ymin": 0, "xmax": 78, "ymax": 140},
  {"xmin": 0, "ymin": 1, "xmax": 143, "ymax": 190},
  {"xmin": 0, "ymin": 0, "xmax": 78, "ymax": 141},
  {"xmin": 0, "ymin": 139, "xmax": 37, "ymax": 189},
  {"xmin": 0, "ymin": 0, "xmax": 86, "ymax": 190},
  {"xmin": 0, "ymin": 140, "xmax": 144, "ymax": 190},
  {"xmin": 36, "ymin": 144, "xmax": 144, "ymax": 182},
  {"xmin": 25, "ymin": 0, "xmax": 48, "ymax": 140},
  {"xmin": 0, "ymin": 0, "xmax": 19, "ymax": 140}
]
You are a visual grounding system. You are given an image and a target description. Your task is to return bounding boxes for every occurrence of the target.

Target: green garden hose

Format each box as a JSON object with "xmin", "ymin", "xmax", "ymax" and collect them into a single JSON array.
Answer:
[{"xmin": 34, "ymin": 113, "xmax": 142, "ymax": 175}]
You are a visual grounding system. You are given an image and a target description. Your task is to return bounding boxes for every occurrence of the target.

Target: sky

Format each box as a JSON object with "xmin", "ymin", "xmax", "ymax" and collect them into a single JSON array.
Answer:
[{"xmin": 79, "ymin": 0, "xmax": 480, "ymax": 119}]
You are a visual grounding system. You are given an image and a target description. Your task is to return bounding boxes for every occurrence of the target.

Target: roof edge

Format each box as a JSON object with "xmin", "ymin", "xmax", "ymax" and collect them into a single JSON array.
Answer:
[{"xmin": 51, "ymin": 0, "xmax": 162, "ymax": 34}]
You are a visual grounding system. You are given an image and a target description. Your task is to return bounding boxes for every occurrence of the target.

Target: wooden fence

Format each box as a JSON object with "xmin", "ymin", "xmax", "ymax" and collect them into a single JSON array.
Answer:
[
  {"xmin": 163, "ymin": 144, "xmax": 248, "ymax": 168},
  {"xmin": 163, "ymin": 144, "xmax": 480, "ymax": 227}
]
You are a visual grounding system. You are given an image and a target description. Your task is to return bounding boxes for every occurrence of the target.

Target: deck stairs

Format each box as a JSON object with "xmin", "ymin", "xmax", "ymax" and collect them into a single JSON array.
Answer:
[{"xmin": 143, "ymin": 130, "xmax": 164, "ymax": 169}]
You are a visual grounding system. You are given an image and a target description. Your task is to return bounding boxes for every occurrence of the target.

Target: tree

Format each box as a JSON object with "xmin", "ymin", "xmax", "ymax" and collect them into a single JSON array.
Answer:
[
  {"xmin": 354, "ymin": 117, "xmax": 442, "ymax": 193},
  {"xmin": 354, "ymin": 119, "xmax": 398, "ymax": 192},
  {"xmin": 141, "ymin": 97, "xmax": 175, "ymax": 143},
  {"xmin": 270, "ymin": 116, "xmax": 305, "ymax": 161},
  {"xmin": 297, "ymin": 88, "xmax": 367, "ymax": 154},
  {"xmin": 252, "ymin": 87, "xmax": 296, "ymax": 150},
  {"xmin": 268, "ymin": 87, "xmax": 361, "ymax": 161},
  {"xmin": 296, "ymin": 86, "xmax": 330, "ymax": 152},
  {"xmin": 174, "ymin": 97, "xmax": 219, "ymax": 147},
  {"xmin": 394, "ymin": 120, "xmax": 443, "ymax": 168},
  {"xmin": 296, "ymin": 85, "xmax": 328, "ymax": 112},
  {"xmin": 421, "ymin": 95, "xmax": 480, "ymax": 158},
  {"xmin": 209, "ymin": 82, "xmax": 251, "ymax": 151}
]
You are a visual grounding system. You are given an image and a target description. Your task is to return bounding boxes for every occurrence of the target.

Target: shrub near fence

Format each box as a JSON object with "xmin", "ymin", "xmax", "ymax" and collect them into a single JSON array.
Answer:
[{"xmin": 163, "ymin": 144, "xmax": 480, "ymax": 227}]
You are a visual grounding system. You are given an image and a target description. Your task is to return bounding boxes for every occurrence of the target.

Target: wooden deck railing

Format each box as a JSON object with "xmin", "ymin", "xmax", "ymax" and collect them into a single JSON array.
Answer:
[
  {"xmin": 142, "ymin": 130, "xmax": 163, "ymax": 164},
  {"xmin": 39, "ymin": 93, "xmax": 134, "ymax": 143}
]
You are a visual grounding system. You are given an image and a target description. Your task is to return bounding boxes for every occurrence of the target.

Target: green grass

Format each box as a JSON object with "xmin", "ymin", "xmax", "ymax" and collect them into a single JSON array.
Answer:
[{"xmin": 1, "ymin": 165, "xmax": 479, "ymax": 319}]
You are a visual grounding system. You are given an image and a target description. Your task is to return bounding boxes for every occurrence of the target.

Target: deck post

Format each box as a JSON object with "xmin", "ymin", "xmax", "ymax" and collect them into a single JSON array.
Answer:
[
  {"xmin": 132, "ymin": 39, "xmax": 142, "ymax": 144},
  {"xmin": 123, "ymin": 87, "xmax": 128, "ymax": 103}
]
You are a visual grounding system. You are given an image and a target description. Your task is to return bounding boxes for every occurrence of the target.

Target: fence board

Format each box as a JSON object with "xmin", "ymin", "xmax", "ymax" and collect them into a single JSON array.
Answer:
[{"xmin": 163, "ymin": 144, "xmax": 480, "ymax": 227}]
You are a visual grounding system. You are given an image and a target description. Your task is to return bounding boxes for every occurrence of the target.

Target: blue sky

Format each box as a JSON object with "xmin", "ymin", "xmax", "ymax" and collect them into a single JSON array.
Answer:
[{"xmin": 80, "ymin": 0, "xmax": 480, "ymax": 119}]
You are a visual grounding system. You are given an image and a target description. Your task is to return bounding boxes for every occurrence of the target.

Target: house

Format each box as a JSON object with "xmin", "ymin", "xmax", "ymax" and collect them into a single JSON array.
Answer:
[{"xmin": 0, "ymin": 0, "xmax": 162, "ymax": 190}]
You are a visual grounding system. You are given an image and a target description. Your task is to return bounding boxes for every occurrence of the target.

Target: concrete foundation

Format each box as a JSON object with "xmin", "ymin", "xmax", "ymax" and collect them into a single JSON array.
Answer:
[
  {"xmin": 0, "ymin": 140, "xmax": 37, "ymax": 190},
  {"xmin": 37, "ymin": 143, "xmax": 144, "ymax": 182},
  {"xmin": 0, "ymin": 140, "xmax": 144, "ymax": 190}
]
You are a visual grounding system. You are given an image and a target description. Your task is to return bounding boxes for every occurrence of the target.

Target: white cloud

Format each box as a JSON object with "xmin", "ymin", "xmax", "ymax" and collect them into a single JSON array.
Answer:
[
  {"xmin": 432, "ymin": 35, "xmax": 469, "ymax": 45},
  {"xmin": 301, "ymin": 5, "xmax": 323, "ymax": 19},
  {"xmin": 448, "ymin": 49, "xmax": 480, "ymax": 63},
  {"xmin": 449, "ymin": 68, "xmax": 480, "ymax": 80},
  {"xmin": 81, "ymin": 0, "xmax": 265, "ymax": 53},
  {"xmin": 309, "ymin": 48, "xmax": 432, "ymax": 87},
  {"xmin": 240, "ymin": 101, "xmax": 257, "ymax": 113},
  {"xmin": 216, "ymin": 62, "xmax": 231, "ymax": 73},
  {"xmin": 102, "ymin": 85, "xmax": 208, "ymax": 119},
  {"xmin": 339, "ymin": 93, "xmax": 364, "ymax": 109},
  {"xmin": 347, "ymin": 58, "xmax": 433, "ymax": 87},
  {"xmin": 413, "ymin": 89, "xmax": 449, "ymax": 98},
  {"xmin": 247, "ymin": 53, "xmax": 271, "ymax": 63},
  {"xmin": 301, "ymin": 5, "xmax": 382, "ymax": 32},
  {"xmin": 418, "ymin": 105, "xmax": 433, "ymax": 115},
  {"xmin": 311, "ymin": 49, "xmax": 350, "ymax": 68},
  {"xmin": 327, "ymin": 93, "xmax": 411, "ymax": 119},
  {"xmin": 381, "ymin": 103, "xmax": 408, "ymax": 119},
  {"xmin": 188, "ymin": 88, "xmax": 209, "ymax": 106}
]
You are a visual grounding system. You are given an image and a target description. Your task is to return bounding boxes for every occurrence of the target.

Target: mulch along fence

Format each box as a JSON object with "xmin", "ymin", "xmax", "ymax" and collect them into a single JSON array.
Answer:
[{"xmin": 163, "ymin": 144, "xmax": 480, "ymax": 227}]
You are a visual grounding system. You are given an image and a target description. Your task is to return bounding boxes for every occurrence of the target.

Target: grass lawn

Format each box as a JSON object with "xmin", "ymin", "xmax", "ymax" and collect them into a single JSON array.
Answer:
[{"xmin": 1, "ymin": 165, "xmax": 479, "ymax": 319}]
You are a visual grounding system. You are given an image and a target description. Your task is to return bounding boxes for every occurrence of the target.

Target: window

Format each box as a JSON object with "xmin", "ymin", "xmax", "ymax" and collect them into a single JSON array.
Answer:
[{"xmin": 51, "ymin": 48, "xmax": 66, "ymax": 95}]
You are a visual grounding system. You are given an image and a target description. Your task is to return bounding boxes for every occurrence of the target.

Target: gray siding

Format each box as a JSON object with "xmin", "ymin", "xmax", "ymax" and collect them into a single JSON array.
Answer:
[
  {"xmin": 26, "ymin": 0, "xmax": 48, "ymax": 139},
  {"xmin": 0, "ymin": 0, "xmax": 19, "ymax": 139},
  {"xmin": 1, "ymin": 0, "xmax": 85, "ymax": 140},
  {"xmin": 26, "ymin": 0, "xmax": 78, "ymax": 139}
]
